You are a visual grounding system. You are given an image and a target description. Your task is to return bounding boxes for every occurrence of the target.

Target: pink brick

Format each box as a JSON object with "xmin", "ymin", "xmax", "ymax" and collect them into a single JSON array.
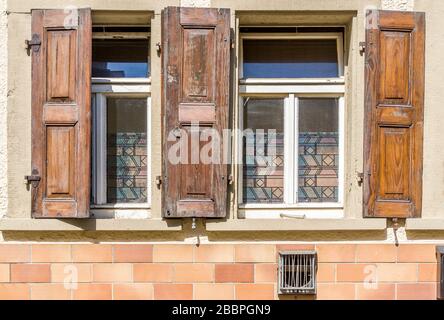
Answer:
[
  {"xmin": 397, "ymin": 283, "xmax": 437, "ymax": 300},
  {"xmin": 32, "ymin": 244, "xmax": 71, "ymax": 263},
  {"xmin": 316, "ymin": 244, "xmax": 356, "ymax": 263},
  {"xmin": 0, "ymin": 245, "xmax": 30, "ymax": 263},
  {"xmin": 397, "ymin": 245, "xmax": 437, "ymax": 263}
]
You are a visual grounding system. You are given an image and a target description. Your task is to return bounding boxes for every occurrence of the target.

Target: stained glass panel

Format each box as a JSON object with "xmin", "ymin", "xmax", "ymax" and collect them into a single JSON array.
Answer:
[
  {"xmin": 243, "ymin": 98, "xmax": 284, "ymax": 203},
  {"xmin": 107, "ymin": 98, "xmax": 148, "ymax": 203},
  {"xmin": 298, "ymin": 98, "xmax": 339, "ymax": 202}
]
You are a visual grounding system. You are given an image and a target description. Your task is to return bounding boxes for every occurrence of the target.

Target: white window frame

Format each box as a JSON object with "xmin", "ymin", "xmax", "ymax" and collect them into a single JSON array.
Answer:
[
  {"xmin": 91, "ymin": 31, "xmax": 152, "ymax": 211},
  {"xmin": 238, "ymin": 31, "xmax": 346, "ymax": 219}
]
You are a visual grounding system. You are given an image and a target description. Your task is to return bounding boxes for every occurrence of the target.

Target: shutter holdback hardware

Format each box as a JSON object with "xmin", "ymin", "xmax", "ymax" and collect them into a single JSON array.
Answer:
[{"xmin": 25, "ymin": 34, "xmax": 41, "ymax": 55}]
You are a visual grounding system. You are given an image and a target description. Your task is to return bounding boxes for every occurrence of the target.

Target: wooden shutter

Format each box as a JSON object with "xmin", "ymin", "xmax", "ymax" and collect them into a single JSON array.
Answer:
[
  {"xmin": 161, "ymin": 7, "xmax": 230, "ymax": 218},
  {"xmin": 363, "ymin": 10, "xmax": 425, "ymax": 218},
  {"xmin": 31, "ymin": 9, "xmax": 92, "ymax": 218}
]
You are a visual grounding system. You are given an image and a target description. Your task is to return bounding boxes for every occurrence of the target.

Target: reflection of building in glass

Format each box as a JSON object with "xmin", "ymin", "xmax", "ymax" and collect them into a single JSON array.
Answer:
[{"xmin": 92, "ymin": 62, "xmax": 125, "ymax": 78}]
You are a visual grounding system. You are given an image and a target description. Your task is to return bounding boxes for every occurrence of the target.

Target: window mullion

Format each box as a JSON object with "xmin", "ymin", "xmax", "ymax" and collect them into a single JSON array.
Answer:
[
  {"xmin": 294, "ymin": 96, "xmax": 299, "ymax": 205},
  {"xmin": 284, "ymin": 94, "xmax": 295, "ymax": 204},
  {"xmin": 96, "ymin": 94, "xmax": 107, "ymax": 205}
]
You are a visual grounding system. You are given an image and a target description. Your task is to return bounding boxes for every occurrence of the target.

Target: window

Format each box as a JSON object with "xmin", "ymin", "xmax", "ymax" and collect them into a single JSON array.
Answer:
[
  {"xmin": 91, "ymin": 28, "xmax": 151, "ymax": 210},
  {"xmin": 239, "ymin": 29, "xmax": 345, "ymax": 218}
]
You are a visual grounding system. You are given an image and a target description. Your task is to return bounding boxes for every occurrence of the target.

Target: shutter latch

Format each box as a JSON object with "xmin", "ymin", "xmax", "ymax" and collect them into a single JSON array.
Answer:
[{"xmin": 25, "ymin": 34, "xmax": 41, "ymax": 55}]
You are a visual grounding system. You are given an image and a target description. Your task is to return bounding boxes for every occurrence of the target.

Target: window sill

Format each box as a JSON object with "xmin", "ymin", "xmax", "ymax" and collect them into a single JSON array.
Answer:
[
  {"xmin": 405, "ymin": 218, "xmax": 444, "ymax": 231},
  {"xmin": 206, "ymin": 218, "xmax": 387, "ymax": 231},
  {"xmin": 0, "ymin": 218, "xmax": 182, "ymax": 232}
]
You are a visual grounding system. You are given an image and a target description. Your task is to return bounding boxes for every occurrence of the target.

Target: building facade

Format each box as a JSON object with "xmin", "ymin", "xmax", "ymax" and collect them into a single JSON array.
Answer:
[{"xmin": 0, "ymin": 0, "xmax": 443, "ymax": 300}]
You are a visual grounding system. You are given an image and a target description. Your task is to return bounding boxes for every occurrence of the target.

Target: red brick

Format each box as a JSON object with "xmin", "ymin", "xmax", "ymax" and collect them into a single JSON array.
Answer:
[
  {"xmin": 93, "ymin": 263, "xmax": 132, "ymax": 283},
  {"xmin": 51, "ymin": 263, "xmax": 92, "ymax": 283},
  {"xmin": 317, "ymin": 283, "xmax": 356, "ymax": 300},
  {"xmin": 317, "ymin": 264, "xmax": 335, "ymax": 283},
  {"xmin": 72, "ymin": 284, "xmax": 112, "ymax": 300},
  {"xmin": 0, "ymin": 264, "xmax": 10, "ymax": 282},
  {"xmin": 397, "ymin": 245, "xmax": 437, "ymax": 263},
  {"xmin": 235, "ymin": 245, "xmax": 276, "ymax": 263},
  {"xmin": 236, "ymin": 284, "xmax": 274, "ymax": 300},
  {"xmin": 0, "ymin": 284, "xmax": 30, "ymax": 300},
  {"xmin": 32, "ymin": 244, "xmax": 71, "ymax": 263},
  {"xmin": 153, "ymin": 245, "xmax": 193, "ymax": 263},
  {"xmin": 418, "ymin": 263, "xmax": 438, "ymax": 282},
  {"xmin": 174, "ymin": 264, "xmax": 214, "ymax": 283},
  {"xmin": 31, "ymin": 284, "xmax": 71, "ymax": 300},
  {"xmin": 11, "ymin": 264, "xmax": 51, "ymax": 283},
  {"xmin": 133, "ymin": 264, "xmax": 173, "ymax": 282},
  {"xmin": 0, "ymin": 245, "xmax": 30, "ymax": 263},
  {"xmin": 154, "ymin": 284, "xmax": 193, "ymax": 300},
  {"xmin": 113, "ymin": 284, "xmax": 153, "ymax": 300},
  {"xmin": 316, "ymin": 244, "xmax": 356, "ymax": 263},
  {"xmin": 215, "ymin": 264, "xmax": 254, "ymax": 283},
  {"xmin": 397, "ymin": 283, "xmax": 437, "ymax": 300},
  {"xmin": 114, "ymin": 244, "xmax": 153, "ymax": 263},
  {"xmin": 337, "ymin": 264, "xmax": 376, "ymax": 282},
  {"xmin": 356, "ymin": 283, "xmax": 395, "ymax": 300},
  {"xmin": 255, "ymin": 264, "xmax": 277, "ymax": 283},
  {"xmin": 194, "ymin": 284, "xmax": 235, "ymax": 300},
  {"xmin": 72, "ymin": 245, "xmax": 112, "ymax": 263},
  {"xmin": 194, "ymin": 245, "xmax": 234, "ymax": 263},
  {"xmin": 356, "ymin": 244, "xmax": 397, "ymax": 263}
]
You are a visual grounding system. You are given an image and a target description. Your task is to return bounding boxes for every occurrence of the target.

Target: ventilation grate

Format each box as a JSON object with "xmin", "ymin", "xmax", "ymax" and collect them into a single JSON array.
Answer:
[{"xmin": 278, "ymin": 251, "xmax": 317, "ymax": 295}]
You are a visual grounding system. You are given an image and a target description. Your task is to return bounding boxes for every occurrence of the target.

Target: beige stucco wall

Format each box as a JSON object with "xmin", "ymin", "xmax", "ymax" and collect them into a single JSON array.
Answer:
[
  {"xmin": 0, "ymin": 0, "xmax": 7, "ymax": 219},
  {"xmin": 2, "ymin": 0, "xmax": 444, "ymax": 242}
]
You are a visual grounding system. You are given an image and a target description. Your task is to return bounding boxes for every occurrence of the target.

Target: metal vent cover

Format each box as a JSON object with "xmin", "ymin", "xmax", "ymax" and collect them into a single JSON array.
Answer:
[{"xmin": 278, "ymin": 251, "xmax": 317, "ymax": 295}]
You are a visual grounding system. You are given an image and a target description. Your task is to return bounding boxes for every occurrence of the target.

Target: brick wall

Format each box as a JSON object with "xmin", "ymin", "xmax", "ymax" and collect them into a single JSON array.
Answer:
[{"xmin": 0, "ymin": 243, "xmax": 439, "ymax": 300}]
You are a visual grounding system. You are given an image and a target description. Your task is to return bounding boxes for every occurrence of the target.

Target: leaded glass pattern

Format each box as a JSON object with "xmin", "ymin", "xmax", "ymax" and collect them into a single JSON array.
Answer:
[
  {"xmin": 107, "ymin": 132, "xmax": 148, "ymax": 203},
  {"xmin": 298, "ymin": 132, "xmax": 339, "ymax": 202},
  {"xmin": 243, "ymin": 133, "xmax": 284, "ymax": 203}
]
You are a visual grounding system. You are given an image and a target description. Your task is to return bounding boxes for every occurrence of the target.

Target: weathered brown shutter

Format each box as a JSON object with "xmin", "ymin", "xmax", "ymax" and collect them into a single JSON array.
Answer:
[
  {"xmin": 161, "ymin": 7, "xmax": 230, "ymax": 218},
  {"xmin": 31, "ymin": 9, "xmax": 92, "ymax": 218},
  {"xmin": 363, "ymin": 10, "xmax": 425, "ymax": 218}
]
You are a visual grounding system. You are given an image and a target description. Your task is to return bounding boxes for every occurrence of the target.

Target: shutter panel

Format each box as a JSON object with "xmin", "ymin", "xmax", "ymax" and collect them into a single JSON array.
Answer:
[
  {"xmin": 161, "ymin": 7, "xmax": 230, "ymax": 218},
  {"xmin": 363, "ymin": 10, "xmax": 425, "ymax": 218},
  {"xmin": 31, "ymin": 9, "xmax": 92, "ymax": 218}
]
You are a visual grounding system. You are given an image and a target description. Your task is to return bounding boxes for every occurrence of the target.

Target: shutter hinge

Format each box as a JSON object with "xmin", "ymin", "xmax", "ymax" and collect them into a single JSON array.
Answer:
[
  {"xmin": 357, "ymin": 172, "xmax": 364, "ymax": 186},
  {"xmin": 156, "ymin": 176, "xmax": 162, "ymax": 188},
  {"xmin": 24, "ymin": 174, "xmax": 41, "ymax": 188},
  {"xmin": 25, "ymin": 34, "xmax": 41, "ymax": 55},
  {"xmin": 156, "ymin": 42, "xmax": 162, "ymax": 55},
  {"xmin": 359, "ymin": 41, "xmax": 366, "ymax": 55}
]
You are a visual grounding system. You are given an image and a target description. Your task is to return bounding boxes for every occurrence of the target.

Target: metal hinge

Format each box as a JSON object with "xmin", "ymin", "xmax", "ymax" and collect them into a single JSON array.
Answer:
[
  {"xmin": 156, "ymin": 176, "xmax": 162, "ymax": 188},
  {"xmin": 24, "ymin": 174, "xmax": 41, "ymax": 188},
  {"xmin": 25, "ymin": 34, "xmax": 41, "ymax": 55},
  {"xmin": 359, "ymin": 41, "xmax": 366, "ymax": 55}
]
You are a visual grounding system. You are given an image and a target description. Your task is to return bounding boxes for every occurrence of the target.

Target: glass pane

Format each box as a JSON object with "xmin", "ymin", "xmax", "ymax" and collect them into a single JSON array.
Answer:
[
  {"xmin": 243, "ymin": 39, "xmax": 339, "ymax": 78},
  {"xmin": 298, "ymin": 98, "xmax": 339, "ymax": 203},
  {"xmin": 107, "ymin": 98, "xmax": 148, "ymax": 203},
  {"xmin": 243, "ymin": 98, "xmax": 284, "ymax": 203},
  {"xmin": 93, "ymin": 39, "xmax": 150, "ymax": 78}
]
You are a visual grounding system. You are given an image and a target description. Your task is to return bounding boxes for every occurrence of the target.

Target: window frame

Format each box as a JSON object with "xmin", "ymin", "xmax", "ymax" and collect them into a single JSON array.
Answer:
[
  {"xmin": 91, "ymin": 31, "xmax": 152, "ymax": 210},
  {"xmin": 238, "ymin": 31, "xmax": 346, "ymax": 218},
  {"xmin": 240, "ymin": 32, "xmax": 344, "ymax": 81}
]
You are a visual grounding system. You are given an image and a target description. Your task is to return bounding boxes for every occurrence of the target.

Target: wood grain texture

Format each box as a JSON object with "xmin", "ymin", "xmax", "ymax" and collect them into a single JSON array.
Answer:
[
  {"xmin": 363, "ymin": 10, "xmax": 425, "ymax": 218},
  {"xmin": 31, "ymin": 9, "xmax": 91, "ymax": 218},
  {"xmin": 161, "ymin": 7, "xmax": 230, "ymax": 218}
]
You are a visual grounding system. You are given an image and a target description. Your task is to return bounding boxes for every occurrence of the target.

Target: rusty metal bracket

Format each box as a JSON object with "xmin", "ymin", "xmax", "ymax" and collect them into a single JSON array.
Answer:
[{"xmin": 25, "ymin": 34, "xmax": 41, "ymax": 55}]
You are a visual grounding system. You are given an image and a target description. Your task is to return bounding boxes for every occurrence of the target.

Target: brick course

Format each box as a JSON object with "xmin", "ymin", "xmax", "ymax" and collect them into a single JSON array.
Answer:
[{"xmin": 0, "ymin": 243, "xmax": 439, "ymax": 300}]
